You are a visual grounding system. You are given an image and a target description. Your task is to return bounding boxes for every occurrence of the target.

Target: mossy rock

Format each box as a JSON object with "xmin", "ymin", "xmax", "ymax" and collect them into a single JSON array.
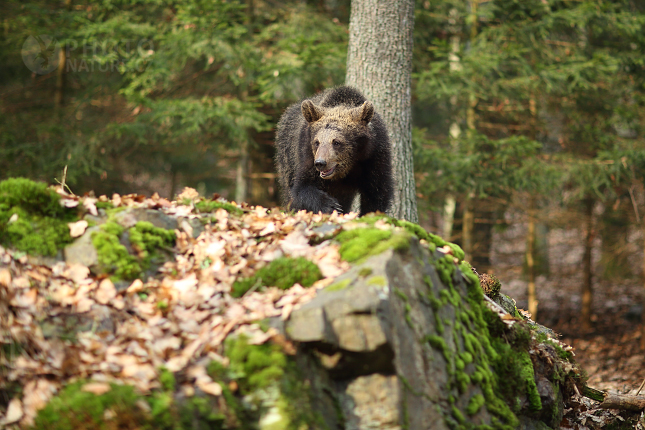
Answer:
[
  {"xmin": 335, "ymin": 227, "xmax": 411, "ymax": 263},
  {"xmin": 92, "ymin": 220, "xmax": 175, "ymax": 281},
  {"xmin": 32, "ymin": 381, "xmax": 149, "ymax": 430},
  {"xmin": 0, "ymin": 178, "xmax": 77, "ymax": 256},
  {"xmin": 355, "ymin": 214, "xmax": 465, "ymax": 260},
  {"xmin": 210, "ymin": 335, "xmax": 326, "ymax": 429},
  {"xmin": 232, "ymin": 257, "xmax": 322, "ymax": 298}
]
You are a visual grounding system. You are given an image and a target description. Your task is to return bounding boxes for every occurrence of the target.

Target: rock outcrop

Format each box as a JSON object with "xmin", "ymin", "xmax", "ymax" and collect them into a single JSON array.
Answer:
[{"xmin": 0, "ymin": 180, "xmax": 584, "ymax": 430}]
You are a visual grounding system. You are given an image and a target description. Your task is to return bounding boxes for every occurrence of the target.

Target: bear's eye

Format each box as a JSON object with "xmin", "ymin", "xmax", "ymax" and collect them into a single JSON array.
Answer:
[
  {"xmin": 332, "ymin": 139, "xmax": 341, "ymax": 147},
  {"xmin": 314, "ymin": 141, "xmax": 320, "ymax": 148}
]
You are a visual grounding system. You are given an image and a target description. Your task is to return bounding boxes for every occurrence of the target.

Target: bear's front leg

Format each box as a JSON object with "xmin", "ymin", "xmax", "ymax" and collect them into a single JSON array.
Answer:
[
  {"xmin": 359, "ymin": 173, "xmax": 394, "ymax": 216},
  {"xmin": 290, "ymin": 184, "xmax": 343, "ymax": 214}
]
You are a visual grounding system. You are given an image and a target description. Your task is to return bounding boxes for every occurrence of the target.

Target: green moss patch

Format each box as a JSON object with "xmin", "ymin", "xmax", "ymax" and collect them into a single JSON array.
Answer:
[
  {"xmin": 423, "ymin": 252, "xmax": 521, "ymax": 429},
  {"xmin": 0, "ymin": 178, "xmax": 77, "ymax": 256},
  {"xmin": 356, "ymin": 214, "xmax": 465, "ymax": 260},
  {"xmin": 211, "ymin": 335, "xmax": 325, "ymax": 429},
  {"xmin": 335, "ymin": 227, "xmax": 411, "ymax": 263},
  {"xmin": 195, "ymin": 199, "xmax": 243, "ymax": 215},
  {"xmin": 325, "ymin": 278, "xmax": 352, "ymax": 292},
  {"xmin": 92, "ymin": 221, "xmax": 175, "ymax": 281},
  {"xmin": 33, "ymin": 381, "xmax": 147, "ymax": 430},
  {"xmin": 232, "ymin": 257, "xmax": 322, "ymax": 298}
]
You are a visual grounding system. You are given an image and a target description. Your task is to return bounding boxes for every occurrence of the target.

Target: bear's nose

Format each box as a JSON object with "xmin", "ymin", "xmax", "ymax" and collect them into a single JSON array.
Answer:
[{"xmin": 314, "ymin": 159, "xmax": 327, "ymax": 169}]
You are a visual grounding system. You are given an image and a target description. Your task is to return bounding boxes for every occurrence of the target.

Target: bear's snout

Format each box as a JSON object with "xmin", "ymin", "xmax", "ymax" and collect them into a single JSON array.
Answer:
[{"xmin": 314, "ymin": 159, "xmax": 327, "ymax": 169}]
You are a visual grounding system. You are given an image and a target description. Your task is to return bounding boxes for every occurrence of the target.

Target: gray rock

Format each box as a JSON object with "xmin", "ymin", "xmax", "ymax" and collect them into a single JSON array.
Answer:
[
  {"xmin": 113, "ymin": 208, "xmax": 179, "ymax": 231},
  {"xmin": 286, "ymin": 237, "xmax": 570, "ymax": 430},
  {"xmin": 64, "ymin": 226, "xmax": 100, "ymax": 267},
  {"xmin": 341, "ymin": 374, "xmax": 401, "ymax": 430}
]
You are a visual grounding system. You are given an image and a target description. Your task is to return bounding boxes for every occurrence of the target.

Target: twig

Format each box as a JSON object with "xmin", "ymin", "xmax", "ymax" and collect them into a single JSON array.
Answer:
[
  {"xmin": 636, "ymin": 377, "xmax": 645, "ymax": 396},
  {"xmin": 600, "ymin": 393, "xmax": 645, "ymax": 411},
  {"xmin": 628, "ymin": 185, "xmax": 640, "ymax": 223},
  {"xmin": 54, "ymin": 165, "xmax": 76, "ymax": 196}
]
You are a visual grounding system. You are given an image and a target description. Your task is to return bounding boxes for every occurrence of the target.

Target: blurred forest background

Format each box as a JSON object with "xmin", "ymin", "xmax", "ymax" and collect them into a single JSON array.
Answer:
[{"xmin": 2, "ymin": 0, "xmax": 645, "ymax": 366}]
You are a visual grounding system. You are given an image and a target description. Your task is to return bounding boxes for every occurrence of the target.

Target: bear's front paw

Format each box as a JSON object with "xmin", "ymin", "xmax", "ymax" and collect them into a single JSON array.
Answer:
[{"xmin": 321, "ymin": 196, "xmax": 343, "ymax": 214}]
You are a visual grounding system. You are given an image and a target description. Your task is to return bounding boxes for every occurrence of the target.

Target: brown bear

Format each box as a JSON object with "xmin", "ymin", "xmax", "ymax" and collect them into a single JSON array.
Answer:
[{"xmin": 275, "ymin": 86, "xmax": 393, "ymax": 215}]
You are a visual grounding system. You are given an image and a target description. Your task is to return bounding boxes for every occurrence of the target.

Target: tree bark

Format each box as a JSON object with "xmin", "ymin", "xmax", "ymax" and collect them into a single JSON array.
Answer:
[
  {"xmin": 235, "ymin": 140, "xmax": 249, "ymax": 204},
  {"xmin": 641, "ymin": 215, "xmax": 645, "ymax": 351},
  {"xmin": 54, "ymin": 47, "xmax": 66, "ymax": 109},
  {"xmin": 442, "ymin": 10, "xmax": 462, "ymax": 240},
  {"xmin": 462, "ymin": 198, "xmax": 474, "ymax": 262},
  {"xmin": 345, "ymin": 0, "xmax": 417, "ymax": 222},
  {"xmin": 527, "ymin": 204, "xmax": 538, "ymax": 319},
  {"xmin": 581, "ymin": 198, "xmax": 595, "ymax": 330}
]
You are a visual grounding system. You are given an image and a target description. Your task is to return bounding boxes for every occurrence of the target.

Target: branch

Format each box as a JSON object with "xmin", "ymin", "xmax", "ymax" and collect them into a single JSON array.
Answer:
[
  {"xmin": 600, "ymin": 394, "xmax": 645, "ymax": 412},
  {"xmin": 582, "ymin": 385, "xmax": 645, "ymax": 411}
]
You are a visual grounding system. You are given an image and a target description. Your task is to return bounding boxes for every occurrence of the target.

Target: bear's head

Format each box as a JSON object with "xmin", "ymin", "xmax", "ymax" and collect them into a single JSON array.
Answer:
[{"xmin": 301, "ymin": 99, "xmax": 374, "ymax": 180}]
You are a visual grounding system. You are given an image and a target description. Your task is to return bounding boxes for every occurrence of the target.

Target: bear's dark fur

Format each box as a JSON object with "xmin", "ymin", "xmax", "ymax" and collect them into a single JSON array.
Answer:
[{"xmin": 275, "ymin": 86, "xmax": 393, "ymax": 215}]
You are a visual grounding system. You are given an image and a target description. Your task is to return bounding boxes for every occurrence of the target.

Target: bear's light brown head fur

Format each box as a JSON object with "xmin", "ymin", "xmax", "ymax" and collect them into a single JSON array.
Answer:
[{"xmin": 301, "ymin": 99, "xmax": 374, "ymax": 180}]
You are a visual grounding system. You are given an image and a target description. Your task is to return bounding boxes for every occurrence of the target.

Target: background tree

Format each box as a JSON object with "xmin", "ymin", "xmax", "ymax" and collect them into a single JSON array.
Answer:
[{"xmin": 345, "ymin": 0, "xmax": 418, "ymax": 222}]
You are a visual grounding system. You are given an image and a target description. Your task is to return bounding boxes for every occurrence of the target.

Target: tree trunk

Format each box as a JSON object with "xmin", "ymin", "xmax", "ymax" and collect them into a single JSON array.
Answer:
[
  {"xmin": 462, "ymin": 198, "xmax": 474, "ymax": 262},
  {"xmin": 527, "ymin": 203, "xmax": 538, "ymax": 319},
  {"xmin": 345, "ymin": 0, "xmax": 417, "ymax": 222},
  {"xmin": 581, "ymin": 198, "xmax": 595, "ymax": 330},
  {"xmin": 641, "ymin": 215, "xmax": 645, "ymax": 351},
  {"xmin": 54, "ymin": 45, "xmax": 66, "ymax": 109},
  {"xmin": 235, "ymin": 141, "xmax": 249, "ymax": 204},
  {"xmin": 442, "ymin": 11, "xmax": 462, "ymax": 240}
]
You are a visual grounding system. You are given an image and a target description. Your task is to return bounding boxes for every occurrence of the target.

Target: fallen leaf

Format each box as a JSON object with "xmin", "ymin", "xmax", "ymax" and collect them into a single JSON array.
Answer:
[
  {"xmin": 82, "ymin": 382, "xmax": 112, "ymax": 395},
  {"xmin": 0, "ymin": 268, "xmax": 11, "ymax": 287},
  {"xmin": 4, "ymin": 398, "xmax": 23, "ymax": 424},
  {"xmin": 68, "ymin": 220, "xmax": 89, "ymax": 238},
  {"xmin": 95, "ymin": 279, "xmax": 117, "ymax": 304}
]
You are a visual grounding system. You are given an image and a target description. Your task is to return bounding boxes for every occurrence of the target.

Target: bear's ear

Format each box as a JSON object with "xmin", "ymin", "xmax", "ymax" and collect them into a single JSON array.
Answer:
[
  {"xmin": 352, "ymin": 101, "xmax": 374, "ymax": 124},
  {"xmin": 301, "ymin": 100, "xmax": 324, "ymax": 123}
]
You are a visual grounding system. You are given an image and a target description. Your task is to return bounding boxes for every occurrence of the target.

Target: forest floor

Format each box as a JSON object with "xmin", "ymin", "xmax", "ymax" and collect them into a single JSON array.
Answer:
[{"xmin": 489, "ymin": 217, "xmax": 645, "ymax": 397}]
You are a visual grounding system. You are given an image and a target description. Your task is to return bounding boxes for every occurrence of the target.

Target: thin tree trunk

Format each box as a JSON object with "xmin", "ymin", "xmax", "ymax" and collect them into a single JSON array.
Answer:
[
  {"xmin": 235, "ymin": 141, "xmax": 249, "ymax": 204},
  {"xmin": 527, "ymin": 203, "xmax": 538, "ymax": 319},
  {"xmin": 345, "ymin": 0, "xmax": 417, "ymax": 222},
  {"xmin": 581, "ymin": 198, "xmax": 595, "ymax": 330},
  {"xmin": 641, "ymin": 215, "xmax": 645, "ymax": 351},
  {"xmin": 54, "ymin": 46, "xmax": 66, "ymax": 108},
  {"xmin": 461, "ymin": 0, "xmax": 478, "ymax": 260},
  {"xmin": 463, "ymin": 198, "xmax": 474, "ymax": 262},
  {"xmin": 442, "ymin": 10, "xmax": 462, "ymax": 240}
]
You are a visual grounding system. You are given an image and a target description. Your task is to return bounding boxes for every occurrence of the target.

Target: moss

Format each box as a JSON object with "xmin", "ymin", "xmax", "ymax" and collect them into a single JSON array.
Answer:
[
  {"xmin": 335, "ymin": 227, "xmax": 410, "ymax": 263},
  {"xmin": 92, "ymin": 221, "xmax": 142, "ymax": 280},
  {"xmin": 325, "ymin": 278, "xmax": 352, "ymax": 292},
  {"xmin": 95, "ymin": 201, "xmax": 114, "ymax": 210},
  {"xmin": 195, "ymin": 199, "xmax": 243, "ymax": 215},
  {"xmin": 418, "ymin": 241, "xmax": 522, "ymax": 430},
  {"xmin": 366, "ymin": 275, "xmax": 387, "ymax": 286},
  {"xmin": 213, "ymin": 335, "xmax": 326, "ymax": 430},
  {"xmin": 395, "ymin": 288, "xmax": 414, "ymax": 328},
  {"xmin": 32, "ymin": 381, "xmax": 147, "ymax": 430},
  {"xmin": 0, "ymin": 178, "xmax": 77, "ymax": 256},
  {"xmin": 232, "ymin": 257, "xmax": 322, "ymax": 298},
  {"xmin": 91, "ymin": 220, "xmax": 175, "ymax": 281},
  {"xmin": 128, "ymin": 221, "xmax": 176, "ymax": 262},
  {"xmin": 479, "ymin": 273, "xmax": 502, "ymax": 298},
  {"xmin": 225, "ymin": 335, "xmax": 286, "ymax": 392},
  {"xmin": 356, "ymin": 214, "xmax": 464, "ymax": 259},
  {"xmin": 490, "ymin": 337, "xmax": 541, "ymax": 413},
  {"xmin": 358, "ymin": 267, "xmax": 373, "ymax": 277},
  {"xmin": 452, "ymin": 405, "xmax": 466, "ymax": 424},
  {"xmin": 159, "ymin": 367, "xmax": 176, "ymax": 392},
  {"xmin": 467, "ymin": 394, "xmax": 486, "ymax": 415}
]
